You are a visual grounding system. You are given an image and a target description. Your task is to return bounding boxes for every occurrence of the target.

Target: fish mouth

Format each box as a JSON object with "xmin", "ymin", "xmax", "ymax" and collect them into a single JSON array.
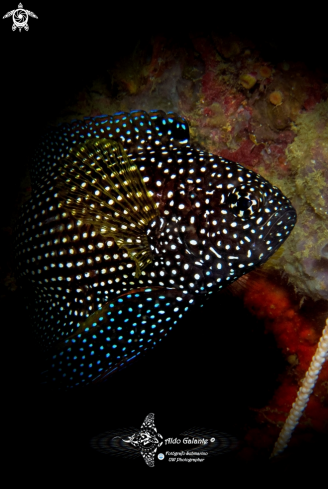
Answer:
[{"xmin": 260, "ymin": 207, "xmax": 297, "ymax": 256}]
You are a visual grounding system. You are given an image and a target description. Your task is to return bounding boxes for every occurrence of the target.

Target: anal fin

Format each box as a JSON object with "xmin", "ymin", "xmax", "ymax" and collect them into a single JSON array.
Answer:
[{"xmin": 49, "ymin": 286, "xmax": 194, "ymax": 388}]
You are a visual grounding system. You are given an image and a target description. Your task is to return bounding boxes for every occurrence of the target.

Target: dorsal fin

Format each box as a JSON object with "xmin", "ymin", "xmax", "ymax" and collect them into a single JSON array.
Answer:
[{"xmin": 30, "ymin": 110, "xmax": 190, "ymax": 188}]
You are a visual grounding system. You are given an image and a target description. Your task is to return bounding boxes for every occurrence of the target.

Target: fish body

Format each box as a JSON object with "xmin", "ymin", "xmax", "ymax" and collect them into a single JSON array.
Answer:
[{"xmin": 14, "ymin": 110, "xmax": 297, "ymax": 388}]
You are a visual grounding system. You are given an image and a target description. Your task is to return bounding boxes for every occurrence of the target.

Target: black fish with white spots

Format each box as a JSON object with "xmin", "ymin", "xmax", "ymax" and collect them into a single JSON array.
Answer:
[{"xmin": 14, "ymin": 110, "xmax": 297, "ymax": 388}]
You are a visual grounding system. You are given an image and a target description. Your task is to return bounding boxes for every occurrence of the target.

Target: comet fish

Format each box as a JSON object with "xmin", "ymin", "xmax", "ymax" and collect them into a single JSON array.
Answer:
[{"xmin": 14, "ymin": 110, "xmax": 297, "ymax": 388}]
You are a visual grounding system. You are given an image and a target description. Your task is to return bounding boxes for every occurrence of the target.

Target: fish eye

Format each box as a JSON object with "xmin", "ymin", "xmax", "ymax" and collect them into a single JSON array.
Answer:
[
  {"xmin": 235, "ymin": 196, "xmax": 252, "ymax": 211},
  {"xmin": 227, "ymin": 185, "xmax": 264, "ymax": 219}
]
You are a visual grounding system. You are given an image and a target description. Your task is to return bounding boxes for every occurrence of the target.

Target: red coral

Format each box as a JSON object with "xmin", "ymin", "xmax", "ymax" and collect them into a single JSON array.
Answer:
[
  {"xmin": 242, "ymin": 274, "xmax": 328, "ymax": 450},
  {"xmin": 220, "ymin": 139, "xmax": 264, "ymax": 168}
]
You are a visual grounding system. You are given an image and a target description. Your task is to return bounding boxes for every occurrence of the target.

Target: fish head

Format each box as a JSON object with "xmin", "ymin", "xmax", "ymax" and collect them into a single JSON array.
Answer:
[
  {"xmin": 201, "ymin": 157, "xmax": 297, "ymax": 267},
  {"xmin": 146, "ymin": 152, "xmax": 296, "ymax": 293}
]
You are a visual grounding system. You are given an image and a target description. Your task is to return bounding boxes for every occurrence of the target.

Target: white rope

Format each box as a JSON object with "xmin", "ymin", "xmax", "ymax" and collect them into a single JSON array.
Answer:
[{"xmin": 270, "ymin": 318, "xmax": 328, "ymax": 458}]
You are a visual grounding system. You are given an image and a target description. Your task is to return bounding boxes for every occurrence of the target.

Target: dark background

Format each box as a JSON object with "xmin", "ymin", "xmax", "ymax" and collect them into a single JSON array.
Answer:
[{"xmin": 2, "ymin": 2, "xmax": 327, "ymax": 480}]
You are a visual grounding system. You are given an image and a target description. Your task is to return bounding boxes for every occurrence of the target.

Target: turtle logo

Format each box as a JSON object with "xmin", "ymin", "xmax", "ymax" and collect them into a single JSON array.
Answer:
[
  {"xmin": 123, "ymin": 413, "xmax": 163, "ymax": 467},
  {"xmin": 3, "ymin": 3, "xmax": 38, "ymax": 32}
]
